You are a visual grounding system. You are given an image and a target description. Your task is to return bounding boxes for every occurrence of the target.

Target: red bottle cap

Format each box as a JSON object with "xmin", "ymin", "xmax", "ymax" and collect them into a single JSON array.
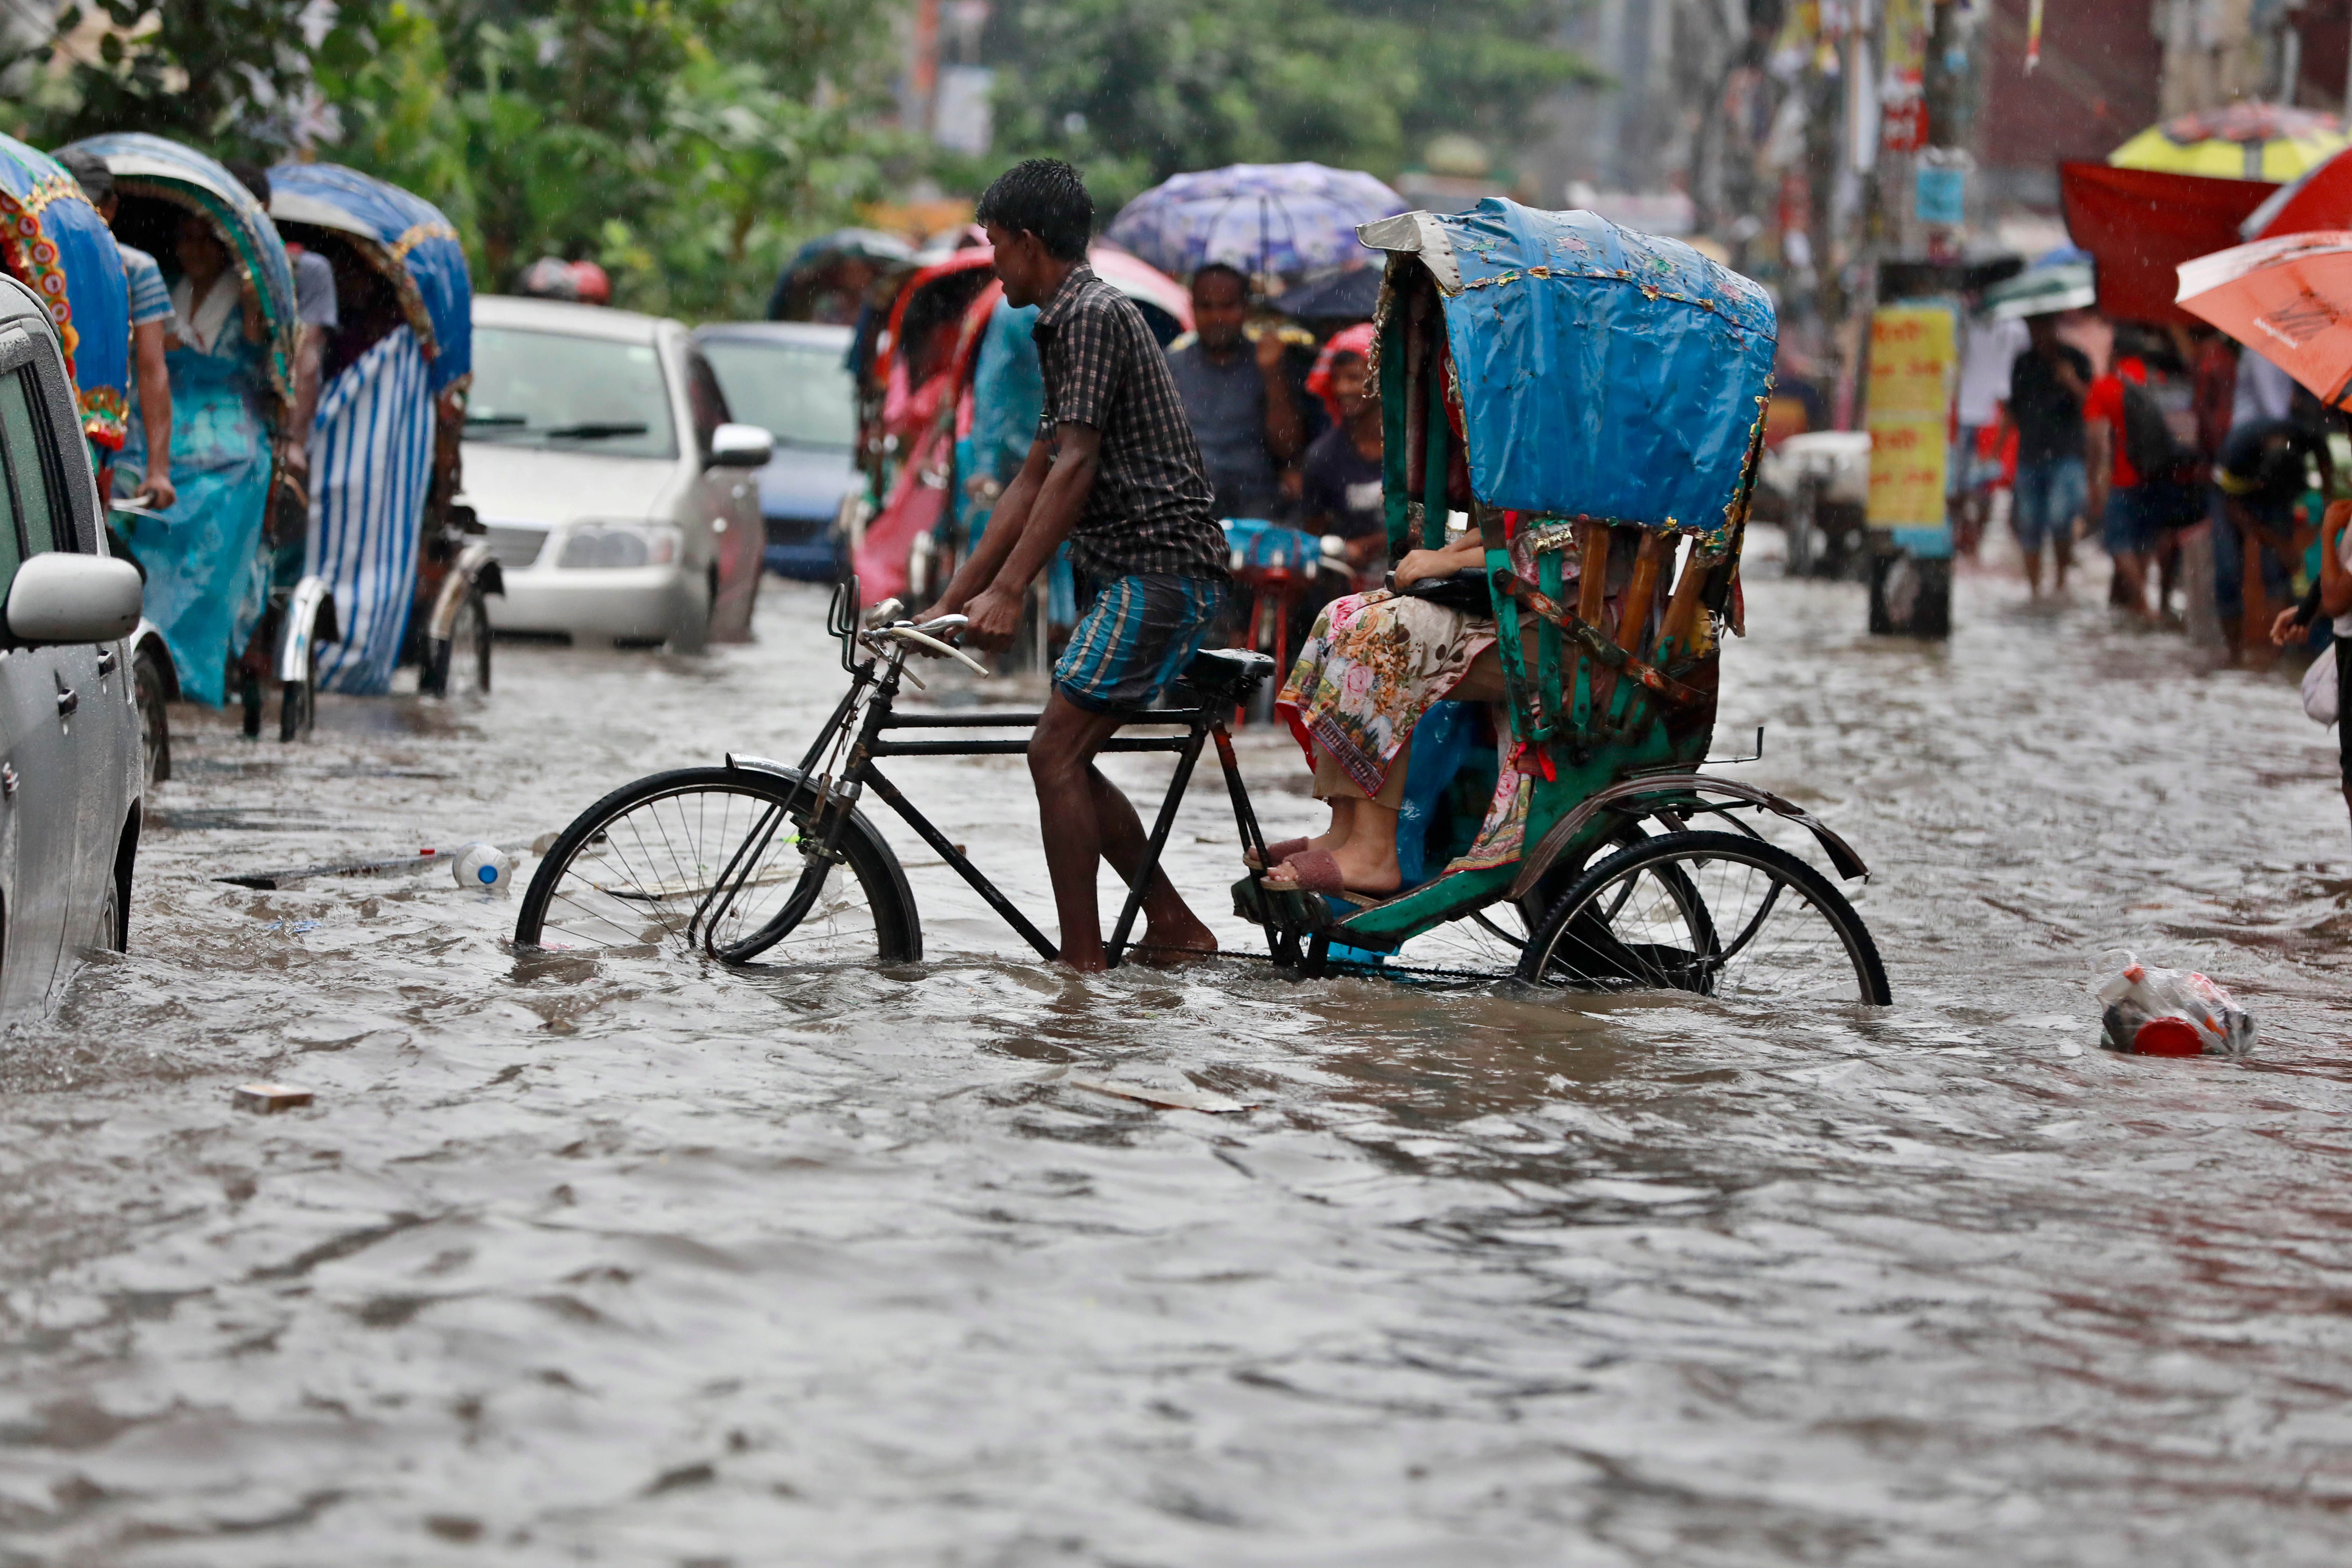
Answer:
[{"xmin": 2133, "ymin": 1017, "xmax": 2203, "ymax": 1057}]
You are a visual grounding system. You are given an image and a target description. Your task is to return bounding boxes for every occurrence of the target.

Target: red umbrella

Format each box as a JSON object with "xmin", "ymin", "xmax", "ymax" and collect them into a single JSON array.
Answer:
[
  {"xmin": 2240, "ymin": 145, "xmax": 2352, "ymax": 239},
  {"xmin": 2061, "ymin": 161, "xmax": 2278, "ymax": 325},
  {"xmin": 2175, "ymin": 230, "xmax": 2352, "ymax": 406}
]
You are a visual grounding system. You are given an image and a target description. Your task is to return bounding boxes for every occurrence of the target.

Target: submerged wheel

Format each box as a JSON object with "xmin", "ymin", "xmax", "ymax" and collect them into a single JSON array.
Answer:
[
  {"xmin": 279, "ymin": 636, "xmax": 317, "ymax": 742},
  {"xmin": 133, "ymin": 644, "xmax": 171, "ymax": 785},
  {"xmin": 1518, "ymin": 829, "xmax": 1890, "ymax": 1004},
  {"xmin": 424, "ymin": 589, "xmax": 492, "ymax": 698},
  {"xmin": 513, "ymin": 765, "xmax": 921, "ymax": 965}
]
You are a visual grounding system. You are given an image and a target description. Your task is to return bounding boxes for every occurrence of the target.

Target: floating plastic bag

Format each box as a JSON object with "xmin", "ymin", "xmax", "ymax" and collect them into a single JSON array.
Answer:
[{"xmin": 2092, "ymin": 949, "xmax": 2256, "ymax": 1058}]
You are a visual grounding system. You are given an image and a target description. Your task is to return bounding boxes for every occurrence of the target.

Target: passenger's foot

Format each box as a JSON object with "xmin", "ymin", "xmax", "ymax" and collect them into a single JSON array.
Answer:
[{"xmin": 1260, "ymin": 844, "xmax": 1401, "ymax": 900}]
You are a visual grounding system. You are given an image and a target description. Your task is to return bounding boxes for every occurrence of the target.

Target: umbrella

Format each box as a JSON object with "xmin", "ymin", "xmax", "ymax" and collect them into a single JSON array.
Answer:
[
  {"xmin": 2240, "ymin": 144, "xmax": 2352, "ymax": 239},
  {"xmin": 2060, "ymin": 161, "xmax": 2277, "ymax": 325},
  {"xmin": 2176, "ymin": 230, "xmax": 2352, "ymax": 406},
  {"xmin": 1085, "ymin": 243, "xmax": 1192, "ymax": 337},
  {"xmin": 1275, "ymin": 265, "xmax": 1382, "ymax": 322},
  {"xmin": 1981, "ymin": 260, "xmax": 2095, "ymax": 320},
  {"xmin": 2109, "ymin": 102, "xmax": 2349, "ymax": 183},
  {"xmin": 1105, "ymin": 163, "xmax": 1407, "ymax": 281}
]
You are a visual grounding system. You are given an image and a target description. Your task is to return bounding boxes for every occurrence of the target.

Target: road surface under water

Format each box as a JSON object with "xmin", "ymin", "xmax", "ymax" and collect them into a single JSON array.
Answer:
[{"xmin": 2, "ymin": 544, "xmax": 2349, "ymax": 1566}]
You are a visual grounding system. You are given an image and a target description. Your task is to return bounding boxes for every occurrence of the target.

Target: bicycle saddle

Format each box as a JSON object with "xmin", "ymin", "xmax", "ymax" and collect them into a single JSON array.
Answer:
[{"xmin": 1180, "ymin": 647, "xmax": 1277, "ymax": 704}]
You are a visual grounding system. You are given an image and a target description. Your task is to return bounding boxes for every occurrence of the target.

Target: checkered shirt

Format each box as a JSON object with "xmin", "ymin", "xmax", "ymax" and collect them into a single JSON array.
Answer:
[{"xmin": 1032, "ymin": 264, "xmax": 1227, "ymax": 582}]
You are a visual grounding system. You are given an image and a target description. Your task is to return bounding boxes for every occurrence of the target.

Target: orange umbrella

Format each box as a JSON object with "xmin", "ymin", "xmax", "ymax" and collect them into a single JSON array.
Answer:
[{"xmin": 2175, "ymin": 230, "xmax": 2352, "ymax": 405}]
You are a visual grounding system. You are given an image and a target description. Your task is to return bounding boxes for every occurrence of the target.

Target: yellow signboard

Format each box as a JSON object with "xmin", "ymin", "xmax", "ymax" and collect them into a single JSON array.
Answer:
[{"xmin": 1867, "ymin": 305, "xmax": 1955, "ymax": 532}]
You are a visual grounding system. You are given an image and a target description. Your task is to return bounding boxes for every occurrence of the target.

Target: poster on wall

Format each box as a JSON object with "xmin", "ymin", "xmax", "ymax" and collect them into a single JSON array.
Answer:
[{"xmin": 1865, "ymin": 302, "xmax": 1956, "ymax": 558}]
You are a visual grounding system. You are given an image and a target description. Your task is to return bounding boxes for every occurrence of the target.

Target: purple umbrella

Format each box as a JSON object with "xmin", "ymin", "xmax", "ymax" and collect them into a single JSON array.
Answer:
[{"xmin": 1105, "ymin": 162, "xmax": 1408, "ymax": 281}]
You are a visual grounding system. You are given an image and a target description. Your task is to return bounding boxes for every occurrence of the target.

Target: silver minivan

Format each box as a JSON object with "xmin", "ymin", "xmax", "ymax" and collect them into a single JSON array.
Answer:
[{"xmin": 0, "ymin": 273, "xmax": 146, "ymax": 1018}]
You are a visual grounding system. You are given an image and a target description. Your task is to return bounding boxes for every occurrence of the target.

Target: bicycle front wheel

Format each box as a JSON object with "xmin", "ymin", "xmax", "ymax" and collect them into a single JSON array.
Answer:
[
  {"xmin": 1518, "ymin": 829, "xmax": 1890, "ymax": 1003},
  {"xmin": 513, "ymin": 766, "xmax": 921, "ymax": 966}
]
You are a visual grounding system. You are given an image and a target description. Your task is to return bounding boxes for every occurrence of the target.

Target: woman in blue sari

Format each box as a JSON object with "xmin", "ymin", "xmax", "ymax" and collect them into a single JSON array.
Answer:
[{"xmin": 115, "ymin": 209, "xmax": 274, "ymax": 705}]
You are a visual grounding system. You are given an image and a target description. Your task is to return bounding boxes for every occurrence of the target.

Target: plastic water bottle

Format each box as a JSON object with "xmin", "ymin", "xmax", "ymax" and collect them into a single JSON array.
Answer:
[{"xmin": 453, "ymin": 842, "xmax": 514, "ymax": 894}]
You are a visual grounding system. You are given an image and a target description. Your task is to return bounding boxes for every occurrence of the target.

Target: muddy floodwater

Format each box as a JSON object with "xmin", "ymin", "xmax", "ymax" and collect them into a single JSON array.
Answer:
[{"xmin": 4, "ymin": 541, "xmax": 2350, "ymax": 1566}]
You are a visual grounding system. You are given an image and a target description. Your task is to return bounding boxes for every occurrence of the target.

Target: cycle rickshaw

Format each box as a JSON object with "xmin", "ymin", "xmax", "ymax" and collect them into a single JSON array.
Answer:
[
  {"xmin": 265, "ymin": 160, "xmax": 496, "ymax": 699},
  {"xmin": 61, "ymin": 132, "xmax": 336, "ymax": 749},
  {"xmin": 516, "ymin": 200, "xmax": 1890, "ymax": 1004}
]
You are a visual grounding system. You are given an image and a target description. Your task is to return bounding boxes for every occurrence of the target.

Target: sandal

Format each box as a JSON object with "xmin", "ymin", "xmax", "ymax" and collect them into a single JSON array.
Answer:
[
  {"xmin": 1242, "ymin": 836, "xmax": 1310, "ymax": 872},
  {"xmin": 1258, "ymin": 847, "xmax": 1389, "ymax": 908}
]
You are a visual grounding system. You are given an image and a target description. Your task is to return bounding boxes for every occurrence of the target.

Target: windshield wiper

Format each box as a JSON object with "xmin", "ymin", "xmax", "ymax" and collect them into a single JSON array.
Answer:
[
  {"xmin": 542, "ymin": 421, "xmax": 650, "ymax": 440},
  {"xmin": 464, "ymin": 413, "xmax": 526, "ymax": 426}
]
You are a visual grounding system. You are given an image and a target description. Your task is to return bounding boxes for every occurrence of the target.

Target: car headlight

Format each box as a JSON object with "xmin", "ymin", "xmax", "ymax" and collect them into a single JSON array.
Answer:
[{"xmin": 558, "ymin": 520, "xmax": 681, "ymax": 569}]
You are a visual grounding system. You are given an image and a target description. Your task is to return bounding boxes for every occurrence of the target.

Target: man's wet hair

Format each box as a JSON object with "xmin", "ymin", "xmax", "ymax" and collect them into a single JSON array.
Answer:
[
  {"xmin": 224, "ymin": 159, "xmax": 271, "ymax": 208},
  {"xmin": 57, "ymin": 148, "xmax": 111, "ymax": 207},
  {"xmin": 1191, "ymin": 261, "xmax": 1248, "ymax": 296},
  {"xmin": 976, "ymin": 159, "xmax": 1092, "ymax": 262}
]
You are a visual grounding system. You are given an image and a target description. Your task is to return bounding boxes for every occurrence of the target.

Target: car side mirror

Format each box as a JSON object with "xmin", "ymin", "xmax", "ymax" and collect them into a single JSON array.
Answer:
[
  {"xmin": 6, "ymin": 553, "xmax": 142, "ymax": 646},
  {"xmin": 708, "ymin": 422, "xmax": 773, "ymax": 469}
]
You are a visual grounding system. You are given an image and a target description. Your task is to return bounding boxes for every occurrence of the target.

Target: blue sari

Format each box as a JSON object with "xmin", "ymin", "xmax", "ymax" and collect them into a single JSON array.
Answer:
[{"xmin": 118, "ymin": 317, "xmax": 273, "ymax": 706}]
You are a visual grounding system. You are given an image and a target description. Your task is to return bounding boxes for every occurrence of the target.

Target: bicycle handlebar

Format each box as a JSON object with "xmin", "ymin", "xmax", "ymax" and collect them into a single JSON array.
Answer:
[{"xmin": 880, "ymin": 623, "xmax": 989, "ymax": 676}]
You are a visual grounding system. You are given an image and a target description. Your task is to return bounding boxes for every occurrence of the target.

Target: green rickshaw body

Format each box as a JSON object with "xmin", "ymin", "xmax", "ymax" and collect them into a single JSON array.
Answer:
[{"xmin": 1338, "ymin": 199, "xmax": 1777, "ymax": 949}]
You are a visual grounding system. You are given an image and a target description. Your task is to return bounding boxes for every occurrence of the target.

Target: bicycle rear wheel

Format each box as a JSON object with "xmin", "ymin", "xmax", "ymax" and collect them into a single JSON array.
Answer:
[
  {"xmin": 513, "ymin": 766, "xmax": 921, "ymax": 965},
  {"xmin": 1518, "ymin": 829, "xmax": 1890, "ymax": 1003}
]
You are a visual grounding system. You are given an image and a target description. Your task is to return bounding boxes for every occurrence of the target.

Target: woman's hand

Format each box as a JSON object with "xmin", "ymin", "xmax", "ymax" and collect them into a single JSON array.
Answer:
[
  {"xmin": 1392, "ymin": 547, "xmax": 1453, "ymax": 587},
  {"xmin": 2270, "ymin": 605, "xmax": 2306, "ymax": 646}
]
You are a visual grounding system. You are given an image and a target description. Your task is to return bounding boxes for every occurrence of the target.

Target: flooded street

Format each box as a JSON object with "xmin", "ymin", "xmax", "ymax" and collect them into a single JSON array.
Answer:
[{"xmin": 5, "ymin": 543, "xmax": 2350, "ymax": 1566}]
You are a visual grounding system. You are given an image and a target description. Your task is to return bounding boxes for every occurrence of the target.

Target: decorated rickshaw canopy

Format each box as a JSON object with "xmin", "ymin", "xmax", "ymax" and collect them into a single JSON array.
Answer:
[
  {"xmin": 0, "ymin": 132, "xmax": 128, "ymax": 448},
  {"xmin": 61, "ymin": 132, "xmax": 300, "ymax": 407},
  {"xmin": 267, "ymin": 160, "xmax": 472, "ymax": 394},
  {"xmin": 1362, "ymin": 198, "xmax": 1777, "ymax": 548}
]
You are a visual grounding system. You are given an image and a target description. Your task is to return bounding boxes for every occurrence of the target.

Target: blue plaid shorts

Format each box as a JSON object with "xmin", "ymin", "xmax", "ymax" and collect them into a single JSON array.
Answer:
[{"xmin": 1054, "ymin": 574, "xmax": 1227, "ymax": 713}]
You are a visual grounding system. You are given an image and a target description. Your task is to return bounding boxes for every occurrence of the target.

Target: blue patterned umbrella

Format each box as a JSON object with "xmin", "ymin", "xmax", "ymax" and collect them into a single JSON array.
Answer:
[{"xmin": 1105, "ymin": 163, "xmax": 1407, "ymax": 280}]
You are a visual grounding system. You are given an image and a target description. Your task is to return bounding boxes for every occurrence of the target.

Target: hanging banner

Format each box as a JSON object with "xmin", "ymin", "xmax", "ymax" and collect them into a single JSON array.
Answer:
[{"xmin": 1867, "ymin": 303, "xmax": 1956, "ymax": 552}]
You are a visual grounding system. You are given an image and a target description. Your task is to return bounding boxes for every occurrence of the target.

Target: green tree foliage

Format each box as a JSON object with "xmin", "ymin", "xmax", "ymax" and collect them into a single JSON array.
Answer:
[
  {"xmin": 9, "ymin": 0, "xmax": 908, "ymax": 321},
  {"xmin": 9, "ymin": 0, "xmax": 322, "ymax": 154},
  {"xmin": 316, "ymin": 1, "xmax": 907, "ymax": 318},
  {"xmin": 988, "ymin": 0, "xmax": 1593, "ymax": 212}
]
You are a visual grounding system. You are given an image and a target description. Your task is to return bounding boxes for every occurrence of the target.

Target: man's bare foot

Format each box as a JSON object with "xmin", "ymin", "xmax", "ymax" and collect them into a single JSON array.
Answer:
[{"xmin": 1132, "ymin": 918, "xmax": 1218, "ymax": 967}]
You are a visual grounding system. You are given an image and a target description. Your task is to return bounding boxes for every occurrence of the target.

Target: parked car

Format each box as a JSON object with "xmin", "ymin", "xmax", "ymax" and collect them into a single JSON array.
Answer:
[
  {"xmin": 693, "ymin": 322, "xmax": 859, "ymax": 581},
  {"xmin": 461, "ymin": 296, "xmax": 772, "ymax": 648},
  {"xmin": 0, "ymin": 273, "xmax": 147, "ymax": 1018}
]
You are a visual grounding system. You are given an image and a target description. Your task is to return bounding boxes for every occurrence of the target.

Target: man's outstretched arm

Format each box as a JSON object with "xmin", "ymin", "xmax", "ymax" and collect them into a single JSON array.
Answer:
[
  {"xmin": 923, "ymin": 433, "xmax": 1050, "ymax": 620},
  {"xmin": 962, "ymin": 423, "xmax": 1101, "ymax": 651}
]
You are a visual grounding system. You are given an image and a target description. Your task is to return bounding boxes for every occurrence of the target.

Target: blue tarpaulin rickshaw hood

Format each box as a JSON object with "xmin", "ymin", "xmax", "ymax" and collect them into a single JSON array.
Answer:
[
  {"xmin": 266, "ymin": 161, "xmax": 472, "ymax": 395},
  {"xmin": 0, "ymin": 132, "xmax": 128, "ymax": 449},
  {"xmin": 1365, "ymin": 199, "xmax": 1776, "ymax": 549},
  {"xmin": 62, "ymin": 132, "xmax": 300, "ymax": 411}
]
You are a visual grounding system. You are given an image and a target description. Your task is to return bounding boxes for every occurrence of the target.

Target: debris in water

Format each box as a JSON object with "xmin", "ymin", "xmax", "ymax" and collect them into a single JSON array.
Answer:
[
  {"xmin": 1069, "ymin": 1076, "xmax": 1255, "ymax": 1114},
  {"xmin": 232, "ymin": 1083, "xmax": 314, "ymax": 1113},
  {"xmin": 2092, "ymin": 949, "xmax": 2256, "ymax": 1058}
]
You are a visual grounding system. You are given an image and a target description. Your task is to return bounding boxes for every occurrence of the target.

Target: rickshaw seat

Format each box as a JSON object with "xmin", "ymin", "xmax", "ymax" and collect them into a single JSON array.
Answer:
[{"xmin": 1178, "ymin": 647, "xmax": 1275, "ymax": 705}]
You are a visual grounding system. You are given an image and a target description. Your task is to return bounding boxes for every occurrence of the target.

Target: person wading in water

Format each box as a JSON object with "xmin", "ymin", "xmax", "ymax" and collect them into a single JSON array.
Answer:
[{"xmin": 918, "ymin": 159, "xmax": 1230, "ymax": 972}]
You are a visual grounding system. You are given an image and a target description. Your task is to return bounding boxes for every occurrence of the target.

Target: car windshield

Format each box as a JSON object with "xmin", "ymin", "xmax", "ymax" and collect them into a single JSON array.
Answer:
[
  {"xmin": 466, "ymin": 326, "xmax": 677, "ymax": 459},
  {"xmin": 700, "ymin": 337, "xmax": 856, "ymax": 450}
]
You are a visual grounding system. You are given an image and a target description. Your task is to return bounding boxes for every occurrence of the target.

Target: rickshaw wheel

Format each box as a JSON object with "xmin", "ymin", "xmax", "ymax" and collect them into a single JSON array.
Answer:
[
  {"xmin": 513, "ymin": 766, "xmax": 920, "ymax": 966},
  {"xmin": 133, "ymin": 646, "xmax": 171, "ymax": 785},
  {"xmin": 279, "ymin": 642, "xmax": 317, "ymax": 742},
  {"xmin": 424, "ymin": 590, "xmax": 491, "ymax": 698},
  {"xmin": 1519, "ymin": 830, "xmax": 1890, "ymax": 1004}
]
